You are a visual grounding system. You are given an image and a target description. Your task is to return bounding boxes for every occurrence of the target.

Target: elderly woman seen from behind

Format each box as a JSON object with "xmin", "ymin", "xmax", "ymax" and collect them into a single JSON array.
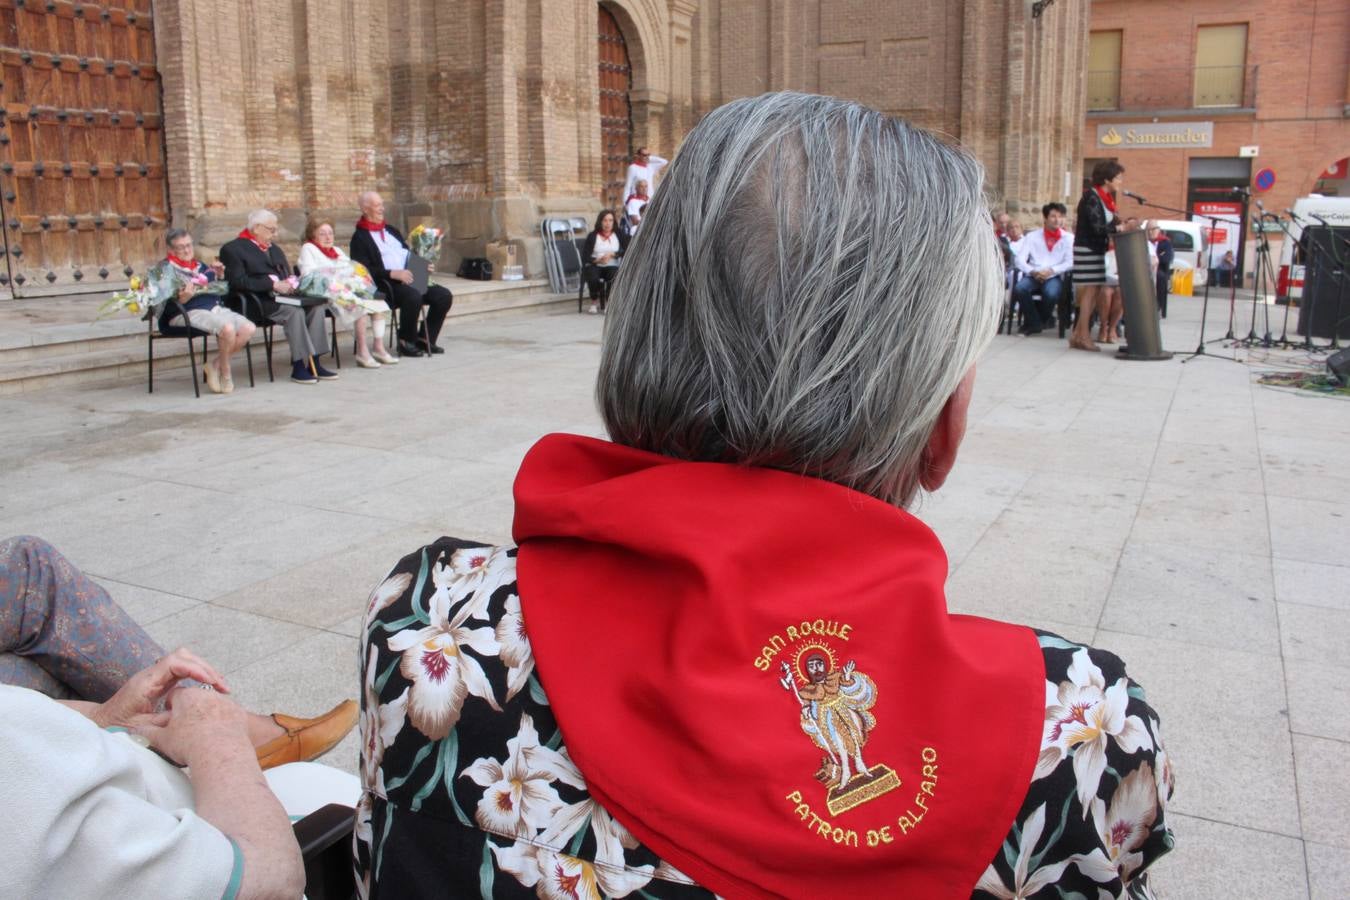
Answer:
[
  {"xmin": 356, "ymin": 93, "xmax": 1174, "ymax": 898},
  {"xmin": 297, "ymin": 219, "xmax": 397, "ymax": 367}
]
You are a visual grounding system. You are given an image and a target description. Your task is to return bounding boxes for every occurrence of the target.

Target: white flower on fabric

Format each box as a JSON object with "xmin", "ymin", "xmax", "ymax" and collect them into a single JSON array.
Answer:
[
  {"xmin": 360, "ymin": 650, "xmax": 408, "ymax": 797},
  {"xmin": 973, "ymin": 803, "xmax": 1074, "ymax": 899},
  {"xmin": 1035, "ymin": 649, "xmax": 1152, "ymax": 815},
  {"xmin": 354, "ymin": 792, "xmax": 374, "ymax": 900},
  {"xmin": 496, "ymin": 593, "xmax": 535, "ymax": 702},
  {"xmin": 364, "ymin": 570, "xmax": 411, "ymax": 630},
  {"xmin": 527, "ymin": 750, "xmax": 654, "ymax": 894},
  {"xmin": 1151, "ymin": 717, "xmax": 1176, "ymax": 810},
  {"xmin": 386, "ymin": 584, "xmax": 501, "ymax": 740},
  {"xmin": 1090, "ymin": 764, "xmax": 1160, "ymax": 883},
  {"xmin": 490, "ymin": 841, "xmax": 655, "ymax": 900},
  {"xmin": 461, "ymin": 712, "xmax": 571, "ymax": 837},
  {"xmin": 444, "ymin": 546, "xmax": 516, "ymax": 620}
]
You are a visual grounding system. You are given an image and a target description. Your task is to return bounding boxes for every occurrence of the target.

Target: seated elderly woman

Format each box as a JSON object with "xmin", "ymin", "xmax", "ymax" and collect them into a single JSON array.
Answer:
[
  {"xmin": 297, "ymin": 219, "xmax": 397, "ymax": 368},
  {"xmin": 160, "ymin": 228, "xmax": 255, "ymax": 394},
  {"xmin": 221, "ymin": 208, "xmax": 338, "ymax": 385},
  {"xmin": 356, "ymin": 93, "xmax": 1174, "ymax": 898}
]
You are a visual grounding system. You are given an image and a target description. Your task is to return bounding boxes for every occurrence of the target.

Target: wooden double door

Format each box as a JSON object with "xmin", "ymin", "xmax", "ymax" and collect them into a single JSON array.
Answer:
[
  {"xmin": 598, "ymin": 5, "xmax": 632, "ymax": 211},
  {"xmin": 0, "ymin": 0, "xmax": 168, "ymax": 298}
]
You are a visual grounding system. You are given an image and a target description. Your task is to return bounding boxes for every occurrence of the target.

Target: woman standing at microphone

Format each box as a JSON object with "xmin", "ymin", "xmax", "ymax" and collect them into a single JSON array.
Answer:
[{"xmin": 1071, "ymin": 161, "xmax": 1128, "ymax": 352}]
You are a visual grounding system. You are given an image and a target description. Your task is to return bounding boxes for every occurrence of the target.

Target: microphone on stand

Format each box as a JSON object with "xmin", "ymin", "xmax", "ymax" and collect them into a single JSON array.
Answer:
[{"xmin": 1122, "ymin": 190, "xmax": 1148, "ymax": 204}]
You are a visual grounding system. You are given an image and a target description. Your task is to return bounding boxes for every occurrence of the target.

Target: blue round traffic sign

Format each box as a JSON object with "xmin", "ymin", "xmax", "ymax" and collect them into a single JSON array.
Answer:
[{"xmin": 1254, "ymin": 168, "xmax": 1276, "ymax": 192}]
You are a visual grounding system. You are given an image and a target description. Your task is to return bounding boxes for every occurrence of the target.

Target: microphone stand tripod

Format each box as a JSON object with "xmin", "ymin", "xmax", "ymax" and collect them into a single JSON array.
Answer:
[
  {"xmin": 1269, "ymin": 212, "xmax": 1308, "ymax": 349},
  {"xmin": 1123, "ymin": 193, "xmax": 1239, "ymax": 363},
  {"xmin": 1239, "ymin": 213, "xmax": 1277, "ymax": 348}
]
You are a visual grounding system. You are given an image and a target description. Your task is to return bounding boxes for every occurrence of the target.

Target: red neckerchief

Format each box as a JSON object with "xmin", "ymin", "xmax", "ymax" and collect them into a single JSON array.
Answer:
[
  {"xmin": 1093, "ymin": 185, "xmax": 1117, "ymax": 214},
  {"xmin": 513, "ymin": 434, "xmax": 1043, "ymax": 899},
  {"xmin": 356, "ymin": 217, "xmax": 386, "ymax": 234},
  {"xmin": 1043, "ymin": 227, "xmax": 1063, "ymax": 251},
  {"xmin": 597, "ymin": 228, "xmax": 614, "ymax": 240},
  {"xmin": 626, "ymin": 193, "xmax": 649, "ymax": 205},
  {"xmin": 308, "ymin": 241, "xmax": 340, "ymax": 260},
  {"xmin": 166, "ymin": 253, "xmax": 198, "ymax": 271},
  {"xmin": 238, "ymin": 229, "xmax": 269, "ymax": 251}
]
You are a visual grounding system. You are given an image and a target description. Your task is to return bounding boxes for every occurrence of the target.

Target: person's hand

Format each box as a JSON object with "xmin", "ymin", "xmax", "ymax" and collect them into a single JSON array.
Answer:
[
  {"xmin": 391, "ymin": 269, "xmax": 414, "ymax": 285},
  {"xmin": 273, "ymin": 279, "xmax": 293, "ymax": 294},
  {"xmin": 132, "ymin": 686, "xmax": 251, "ymax": 767},
  {"xmin": 177, "ymin": 285, "xmax": 194, "ymax": 301},
  {"xmin": 210, "ymin": 261, "xmax": 225, "ymax": 278},
  {"xmin": 94, "ymin": 648, "xmax": 229, "ymax": 730}
]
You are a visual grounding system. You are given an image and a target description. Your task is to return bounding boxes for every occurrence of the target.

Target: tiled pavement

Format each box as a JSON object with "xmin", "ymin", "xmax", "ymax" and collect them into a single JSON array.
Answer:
[{"xmin": 1, "ymin": 296, "xmax": 1347, "ymax": 898}]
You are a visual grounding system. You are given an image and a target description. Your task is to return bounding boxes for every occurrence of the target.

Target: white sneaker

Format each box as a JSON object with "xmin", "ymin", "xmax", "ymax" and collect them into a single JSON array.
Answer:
[{"xmin": 588, "ymin": 303, "xmax": 598, "ymax": 314}]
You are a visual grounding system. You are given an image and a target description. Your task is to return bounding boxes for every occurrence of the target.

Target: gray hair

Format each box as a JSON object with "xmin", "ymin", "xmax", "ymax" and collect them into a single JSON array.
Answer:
[
  {"xmin": 597, "ymin": 91, "xmax": 1003, "ymax": 507},
  {"xmin": 165, "ymin": 227, "xmax": 190, "ymax": 247},
  {"xmin": 246, "ymin": 208, "xmax": 277, "ymax": 230}
]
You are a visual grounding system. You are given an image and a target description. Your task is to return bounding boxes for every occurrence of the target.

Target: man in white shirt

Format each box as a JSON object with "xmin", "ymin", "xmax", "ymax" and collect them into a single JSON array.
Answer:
[
  {"xmin": 1012, "ymin": 202, "xmax": 1074, "ymax": 335},
  {"xmin": 622, "ymin": 147, "xmax": 668, "ymax": 201}
]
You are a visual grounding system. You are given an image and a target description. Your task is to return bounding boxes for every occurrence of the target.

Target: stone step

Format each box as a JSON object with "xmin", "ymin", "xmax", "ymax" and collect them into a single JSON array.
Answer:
[{"xmin": 0, "ymin": 283, "xmax": 578, "ymax": 394}]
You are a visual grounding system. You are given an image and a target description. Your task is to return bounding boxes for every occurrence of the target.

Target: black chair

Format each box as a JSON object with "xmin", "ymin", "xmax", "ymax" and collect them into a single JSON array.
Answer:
[
  {"xmin": 323, "ymin": 307, "xmax": 341, "ymax": 369},
  {"xmin": 227, "ymin": 290, "xmax": 279, "ymax": 382},
  {"xmin": 294, "ymin": 803, "xmax": 355, "ymax": 900},
  {"xmin": 146, "ymin": 298, "xmax": 255, "ymax": 396},
  {"xmin": 1002, "ymin": 274, "xmax": 1074, "ymax": 338},
  {"xmin": 579, "ymin": 263, "xmax": 617, "ymax": 312},
  {"xmin": 374, "ymin": 276, "xmax": 431, "ymax": 353}
]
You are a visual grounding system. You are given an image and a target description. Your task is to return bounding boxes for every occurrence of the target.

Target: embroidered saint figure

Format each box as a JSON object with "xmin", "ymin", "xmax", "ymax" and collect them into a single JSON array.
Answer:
[{"xmin": 781, "ymin": 644, "xmax": 898, "ymax": 815}]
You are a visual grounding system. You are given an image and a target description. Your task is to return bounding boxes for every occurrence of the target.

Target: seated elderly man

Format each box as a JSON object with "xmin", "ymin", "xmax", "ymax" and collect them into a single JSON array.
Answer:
[
  {"xmin": 160, "ymin": 228, "xmax": 255, "ymax": 394},
  {"xmin": 348, "ymin": 191, "xmax": 453, "ymax": 358},
  {"xmin": 220, "ymin": 209, "xmax": 338, "ymax": 385}
]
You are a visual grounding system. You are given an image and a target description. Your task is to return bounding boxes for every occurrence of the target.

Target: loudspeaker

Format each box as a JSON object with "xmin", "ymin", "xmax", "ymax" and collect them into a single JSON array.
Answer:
[
  {"xmin": 1297, "ymin": 227, "xmax": 1350, "ymax": 340},
  {"xmin": 1329, "ymin": 346, "xmax": 1350, "ymax": 386}
]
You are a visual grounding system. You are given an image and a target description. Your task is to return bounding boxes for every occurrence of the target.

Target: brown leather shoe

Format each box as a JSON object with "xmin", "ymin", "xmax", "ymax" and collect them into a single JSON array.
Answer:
[{"xmin": 255, "ymin": 699, "xmax": 359, "ymax": 770}]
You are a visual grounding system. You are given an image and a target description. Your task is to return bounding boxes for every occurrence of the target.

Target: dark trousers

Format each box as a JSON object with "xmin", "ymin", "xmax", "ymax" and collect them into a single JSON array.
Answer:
[
  {"xmin": 1012, "ymin": 274, "xmax": 1064, "ymax": 331},
  {"xmin": 586, "ymin": 265, "xmax": 619, "ymax": 306},
  {"xmin": 1156, "ymin": 269, "xmax": 1170, "ymax": 318},
  {"xmin": 388, "ymin": 282, "xmax": 453, "ymax": 344}
]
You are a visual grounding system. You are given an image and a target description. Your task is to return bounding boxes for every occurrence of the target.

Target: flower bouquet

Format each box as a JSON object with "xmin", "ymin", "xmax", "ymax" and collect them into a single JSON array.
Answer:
[
  {"xmin": 95, "ymin": 261, "xmax": 226, "ymax": 320},
  {"xmin": 407, "ymin": 224, "xmax": 444, "ymax": 262},
  {"xmin": 298, "ymin": 262, "xmax": 377, "ymax": 313}
]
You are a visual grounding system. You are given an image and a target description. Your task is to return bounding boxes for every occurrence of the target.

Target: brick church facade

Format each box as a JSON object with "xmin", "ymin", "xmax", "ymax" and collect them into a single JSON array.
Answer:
[{"xmin": 0, "ymin": 1, "xmax": 1088, "ymax": 296}]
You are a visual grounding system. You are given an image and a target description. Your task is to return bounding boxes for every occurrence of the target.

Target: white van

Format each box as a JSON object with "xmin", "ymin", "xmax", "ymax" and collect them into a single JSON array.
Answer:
[
  {"xmin": 1277, "ymin": 195, "xmax": 1350, "ymax": 302},
  {"xmin": 1153, "ymin": 220, "xmax": 1208, "ymax": 286}
]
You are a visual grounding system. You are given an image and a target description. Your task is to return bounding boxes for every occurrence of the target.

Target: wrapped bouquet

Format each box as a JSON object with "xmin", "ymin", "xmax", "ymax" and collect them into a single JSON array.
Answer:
[
  {"xmin": 96, "ymin": 261, "xmax": 226, "ymax": 320},
  {"xmin": 407, "ymin": 224, "xmax": 444, "ymax": 262},
  {"xmin": 297, "ymin": 261, "xmax": 377, "ymax": 313}
]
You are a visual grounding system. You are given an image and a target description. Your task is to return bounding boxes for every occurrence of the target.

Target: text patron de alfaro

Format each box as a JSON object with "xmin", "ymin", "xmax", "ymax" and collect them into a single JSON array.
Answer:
[{"xmin": 1097, "ymin": 122, "xmax": 1214, "ymax": 149}]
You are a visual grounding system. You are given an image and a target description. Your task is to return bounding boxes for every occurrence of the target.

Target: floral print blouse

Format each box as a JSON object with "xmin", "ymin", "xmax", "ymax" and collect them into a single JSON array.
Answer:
[{"xmin": 355, "ymin": 538, "xmax": 1175, "ymax": 899}]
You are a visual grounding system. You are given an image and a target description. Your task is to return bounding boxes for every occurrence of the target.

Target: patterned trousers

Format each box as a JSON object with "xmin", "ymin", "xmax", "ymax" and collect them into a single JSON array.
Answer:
[{"xmin": 0, "ymin": 535, "xmax": 163, "ymax": 701}]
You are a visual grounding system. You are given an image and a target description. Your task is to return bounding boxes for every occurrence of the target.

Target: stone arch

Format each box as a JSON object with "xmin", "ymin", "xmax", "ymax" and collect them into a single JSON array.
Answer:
[{"xmin": 598, "ymin": 0, "xmax": 670, "ymax": 151}]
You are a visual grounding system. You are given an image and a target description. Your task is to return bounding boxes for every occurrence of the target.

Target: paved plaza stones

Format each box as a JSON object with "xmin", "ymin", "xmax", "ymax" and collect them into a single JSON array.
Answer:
[{"xmin": 1, "ymin": 299, "xmax": 1348, "ymax": 897}]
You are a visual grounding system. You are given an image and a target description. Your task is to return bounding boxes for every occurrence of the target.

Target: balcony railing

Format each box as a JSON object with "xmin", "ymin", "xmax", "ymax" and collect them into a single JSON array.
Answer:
[{"xmin": 1087, "ymin": 65, "xmax": 1258, "ymax": 113}]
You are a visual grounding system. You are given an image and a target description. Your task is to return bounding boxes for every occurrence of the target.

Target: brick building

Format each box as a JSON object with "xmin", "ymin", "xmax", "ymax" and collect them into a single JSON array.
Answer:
[
  {"xmin": 0, "ymin": 1, "xmax": 1089, "ymax": 298},
  {"xmin": 1082, "ymin": 0, "xmax": 1350, "ymax": 281}
]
